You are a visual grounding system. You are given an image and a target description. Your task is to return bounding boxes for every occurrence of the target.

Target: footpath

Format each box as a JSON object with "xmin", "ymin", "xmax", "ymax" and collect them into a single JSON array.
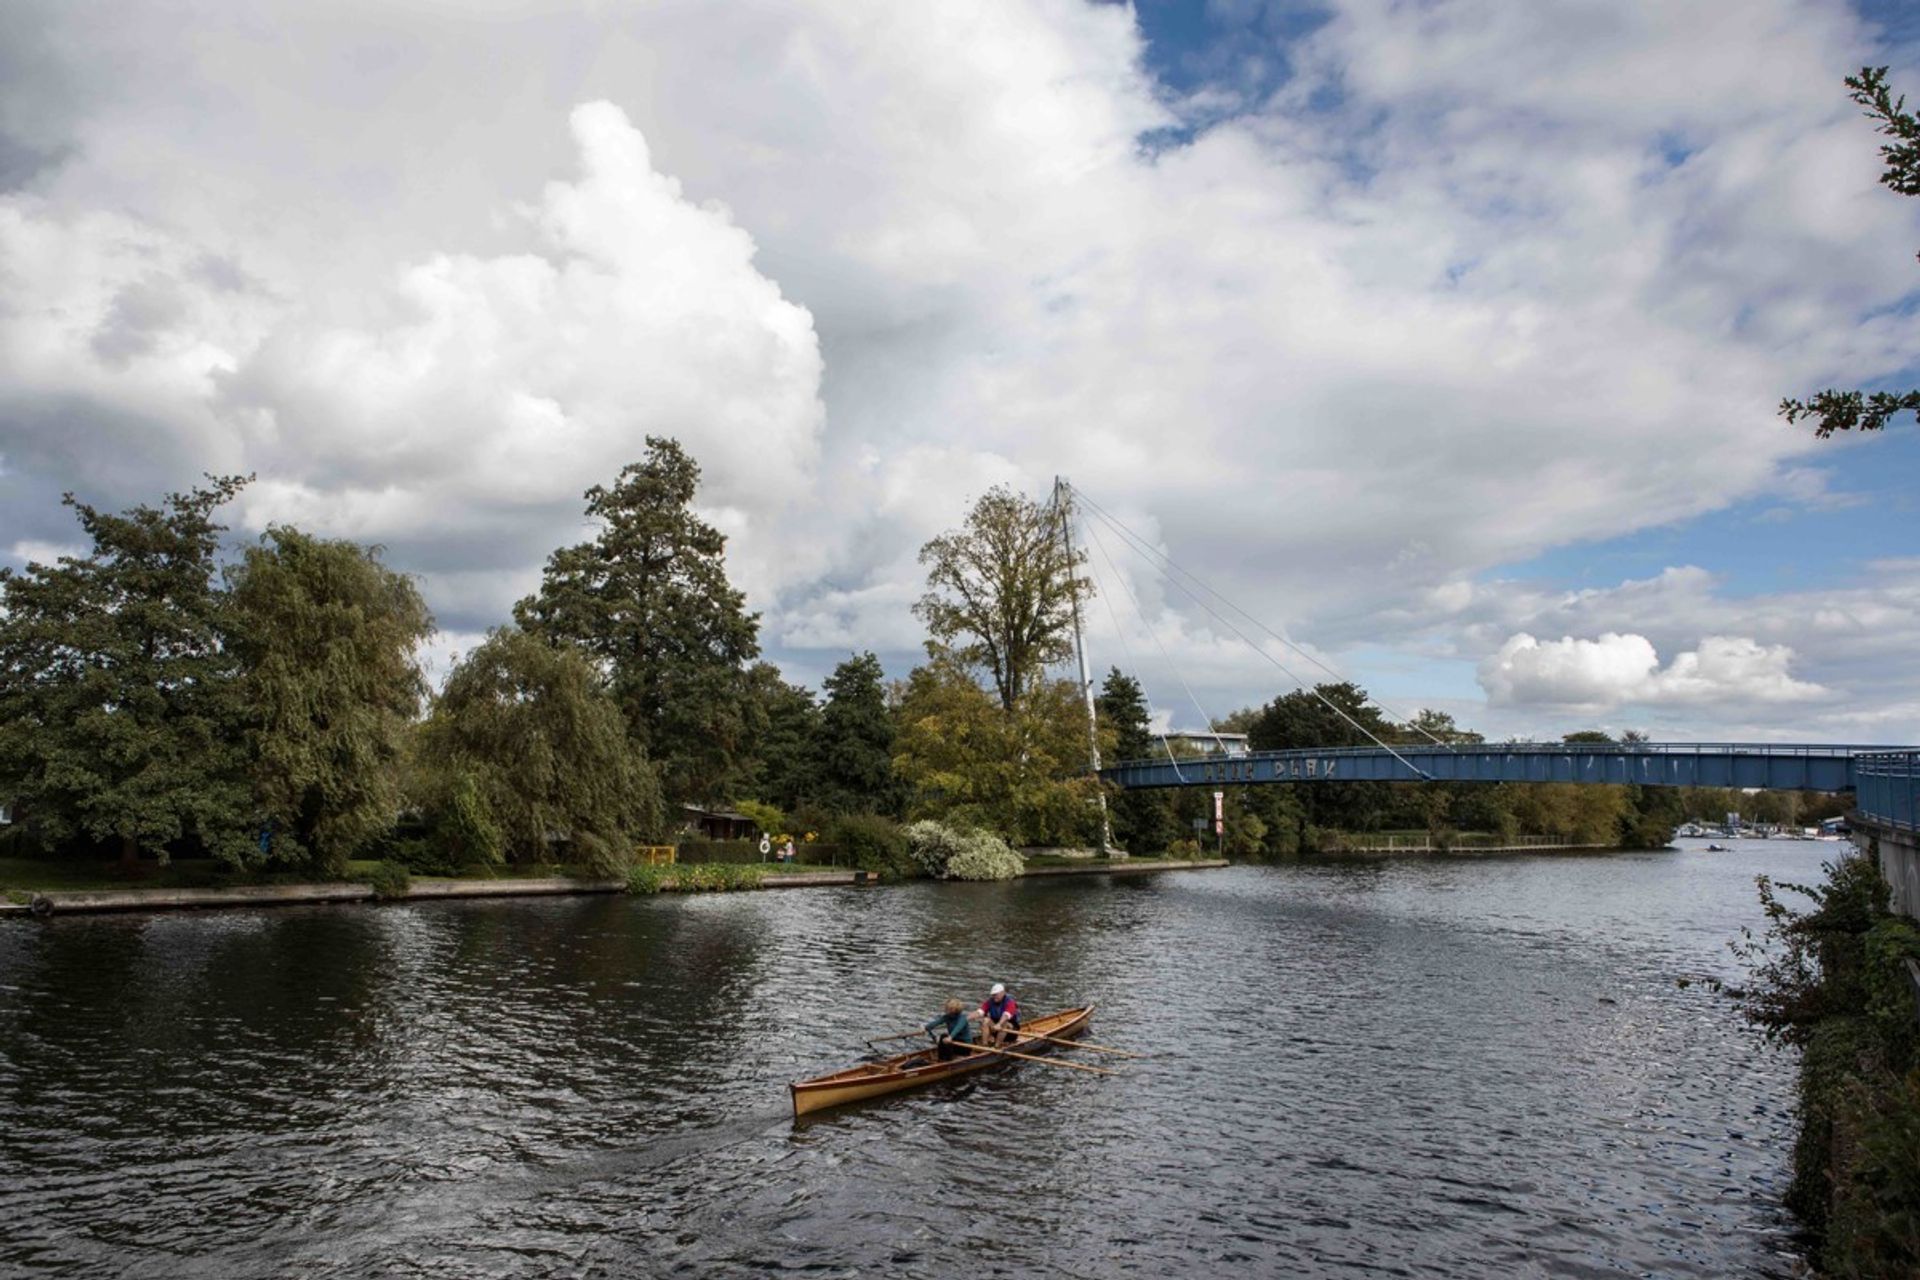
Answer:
[{"xmin": 0, "ymin": 859, "xmax": 1229, "ymax": 919}]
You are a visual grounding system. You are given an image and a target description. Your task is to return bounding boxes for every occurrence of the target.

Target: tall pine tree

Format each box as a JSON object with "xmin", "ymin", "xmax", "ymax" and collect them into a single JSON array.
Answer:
[
  {"xmin": 0, "ymin": 478, "xmax": 253, "ymax": 866},
  {"xmin": 815, "ymin": 652, "xmax": 901, "ymax": 816},
  {"xmin": 1096, "ymin": 668, "xmax": 1178, "ymax": 854},
  {"xmin": 515, "ymin": 439, "xmax": 759, "ymax": 804},
  {"xmin": 741, "ymin": 662, "xmax": 821, "ymax": 813}
]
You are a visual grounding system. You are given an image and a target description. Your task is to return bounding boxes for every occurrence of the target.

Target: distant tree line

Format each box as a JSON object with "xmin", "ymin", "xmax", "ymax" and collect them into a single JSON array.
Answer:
[{"xmin": 0, "ymin": 451, "xmax": 1848, "ymax": 880}]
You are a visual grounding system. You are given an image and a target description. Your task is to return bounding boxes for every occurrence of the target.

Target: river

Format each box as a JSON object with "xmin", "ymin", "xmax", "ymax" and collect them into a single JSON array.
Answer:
[{"xmin": 0, "ymin": 839, "xmax": 1825, "ymax": 1276}]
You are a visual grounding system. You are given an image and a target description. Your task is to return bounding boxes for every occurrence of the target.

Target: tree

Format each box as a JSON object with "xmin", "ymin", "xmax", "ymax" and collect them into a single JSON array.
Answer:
[
  {"xmin": 815, "ymin": 652, "xmax": 901, "ymax": 816},
  {"xmin": 1781, "ymin": 67, "xmax": 1920, "ymax": 436},
  {"xmin": 740, "ymin": 663, "xmax": 820, "ymax": 813},
  {"xmin": 1246, "ymin": 682, "xmax": 1396, "ymax": 833},
  {"xmin": 227, "ymin": 529, "xmax": 434, "ymax": 874},
  {"xmin": 0, "ymin": 478, "xmax": 253, "ymax": 867},
  {"xmin": 1096, "ymin": 668, "xmax": 1180, "ymax": 854},
  {"xmin": 1563, "ymin": 729, "xmax": 1615, "ymax": 744},
  {"xmin": 1406, "ymin": 708, "xmax": 1483, "ymax": 745},
  {"xmin": 515, "ymin": 438, "xmax": 760, "ymax": 804},
  {"xmin": 914, "ymin": 485, "xmax": 1091, "ymax": 713},
  {"xmin": 893, "ymin": 652, "xmax": 1101, "ymax": 846},
  {"xmin": 420, "ymin": 628, "xmax": 662, "ymax": 872}
]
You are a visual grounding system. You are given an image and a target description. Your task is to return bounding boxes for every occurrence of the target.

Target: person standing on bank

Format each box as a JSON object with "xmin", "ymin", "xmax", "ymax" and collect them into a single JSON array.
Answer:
[{"xmin": 979, "ymin": 983, "xmax": 1019, "ymax": 1047}]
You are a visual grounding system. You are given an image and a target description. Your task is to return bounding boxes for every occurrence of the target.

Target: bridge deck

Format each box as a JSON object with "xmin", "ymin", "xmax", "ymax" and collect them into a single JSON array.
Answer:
[{"xmin": 1102, "ymin": 742, "xmax": 1907, "ymax": 796}]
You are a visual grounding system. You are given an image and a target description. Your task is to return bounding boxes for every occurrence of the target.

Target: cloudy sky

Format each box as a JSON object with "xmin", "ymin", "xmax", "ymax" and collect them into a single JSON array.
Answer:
[{"xmin": 2, "ymin": 0, "xmax": 1917, "ymax": 744}]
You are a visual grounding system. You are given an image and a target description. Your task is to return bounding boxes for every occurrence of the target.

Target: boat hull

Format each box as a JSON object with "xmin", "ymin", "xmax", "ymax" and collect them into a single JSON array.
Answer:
[{"xmin": 790, "ymin": 1005, "xmax": 1094, "ymax": 1118}]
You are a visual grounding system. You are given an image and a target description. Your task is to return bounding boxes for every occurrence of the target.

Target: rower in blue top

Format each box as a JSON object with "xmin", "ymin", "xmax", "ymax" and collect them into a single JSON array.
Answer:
[{"xmin": 924, "ymin": 998, "xmax": 975, "ymax": 1060}]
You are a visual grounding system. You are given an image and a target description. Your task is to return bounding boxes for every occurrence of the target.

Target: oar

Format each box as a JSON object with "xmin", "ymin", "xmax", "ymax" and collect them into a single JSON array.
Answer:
[
  {"xmin": 1011, "ymin": 1030, "xmax": 1145, "ymax": 1059},
  {"xmin": 960, "ymin": 1041, "xmax": 1120, "ymax": 1076}
]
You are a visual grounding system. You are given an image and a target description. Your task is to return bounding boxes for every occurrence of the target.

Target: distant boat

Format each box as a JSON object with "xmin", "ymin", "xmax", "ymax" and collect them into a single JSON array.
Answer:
[{"xmin": 1705, "ymin": 843, "xmax": 1732, "ymax": 852}]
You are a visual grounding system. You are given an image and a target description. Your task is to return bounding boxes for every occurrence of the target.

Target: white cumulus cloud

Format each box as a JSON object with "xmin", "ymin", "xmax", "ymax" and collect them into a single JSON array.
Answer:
[{"xmin": 1481, "ymin": 631, "xmax": 1827, "ymax": 712}]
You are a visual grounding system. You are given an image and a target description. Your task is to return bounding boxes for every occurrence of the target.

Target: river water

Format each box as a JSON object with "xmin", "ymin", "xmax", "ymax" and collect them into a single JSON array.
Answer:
[{"xmin": 0, "ymin": 839, "xmax": 1826, "ymax": 1277}]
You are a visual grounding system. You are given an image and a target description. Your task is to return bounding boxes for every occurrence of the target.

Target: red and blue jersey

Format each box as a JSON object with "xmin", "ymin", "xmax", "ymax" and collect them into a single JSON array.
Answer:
[{"xmin": 980, "ymin": 994, "xmax": 1018, "ymax": 1026}]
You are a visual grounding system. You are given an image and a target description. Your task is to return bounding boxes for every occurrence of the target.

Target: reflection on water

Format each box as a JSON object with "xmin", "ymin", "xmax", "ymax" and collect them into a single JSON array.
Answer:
[{"xmin": 0, "ymin": 840, "xmax": 1813, "ymax": 1276}]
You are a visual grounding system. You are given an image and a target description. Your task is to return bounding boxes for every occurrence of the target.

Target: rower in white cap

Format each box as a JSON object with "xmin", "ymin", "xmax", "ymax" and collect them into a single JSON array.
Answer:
[{"xmin": 979, "ymin": 982, "xmax": 1019, "ymax": 1047}]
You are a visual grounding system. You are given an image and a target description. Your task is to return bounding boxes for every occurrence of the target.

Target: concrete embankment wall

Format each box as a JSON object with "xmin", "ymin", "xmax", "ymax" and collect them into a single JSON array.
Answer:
[
  {"xmin": 1, "ymin": 859, "xmax": 1226, "ymax": 919},
  {"xmin": 1858, "ymin": 821, "xmax": 1920, "ymax": 922}
]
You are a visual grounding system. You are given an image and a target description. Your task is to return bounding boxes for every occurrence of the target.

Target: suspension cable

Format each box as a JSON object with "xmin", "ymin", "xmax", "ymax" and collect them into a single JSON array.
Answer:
[
  {"xmin": 1071, "ymin": 493, "xmax": 1432, "ymax": 779},
  {"xmin": 1067, "ymin": 482, "xmax": 1456, "ymax": 750},
  {"xmin": 1080, "ymin": 511, "xmax": 1223, "ymax": 780}
]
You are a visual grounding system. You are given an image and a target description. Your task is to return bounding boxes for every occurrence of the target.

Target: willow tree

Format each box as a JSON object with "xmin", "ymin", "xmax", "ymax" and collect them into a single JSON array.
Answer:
[
  {"xmin": 227, "ymin": 528, "xmax": 434, "ymax": 874},
  {"xmin": 515, "ymin": 438, "xmax": 759, "ymax": 803},
  {"xmin": 0, "ymin": 478, "xmax": 252, "ymax": 866},
  {"xmin": 1781, "ymin": 67, "xmax": 1920, "ymax": 436},
  {"xmin": 914, "ymin": 485, "xmax": 1091, "ymax": 714},
  {"xmin": 420, "ymin": 627, "xmax": 662, "ymax": 872}
]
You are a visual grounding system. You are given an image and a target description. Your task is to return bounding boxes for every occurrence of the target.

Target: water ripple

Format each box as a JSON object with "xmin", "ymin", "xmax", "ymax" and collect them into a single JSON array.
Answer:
[{"xmin": 0, "ymin": 843, "xmax": 1809, "ymax": 1276}]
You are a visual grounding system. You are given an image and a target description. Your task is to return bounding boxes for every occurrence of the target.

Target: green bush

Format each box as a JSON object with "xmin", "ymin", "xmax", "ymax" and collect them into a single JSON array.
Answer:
[
  {"xmin": 825, "ymin": 813, "xmax": 912, "ymax": 877},
  {"xmin": 945, "ymin": 830, "xmax": 1023, "ymax": 881},
  {"xmin": 676, "ymin": 840, "xmax": 765, "ymax": 865},
  {"xmin": 1168, "ymin": 838, "xmax": 1203, "ymax": 860},
  {"xmin": 733, "ymin": 800, "xmax": 786, "ymax": 835},
  {"xmin": 625, "ymin": 862, "xmax": 767, "ymax": 894},
  {"xmin": 676, "ymin": 863, "xmax": 767, "ymax": 892},
  {"xmin": 363, "ymin": 860, "xmax": 411, "ymax": 900},
  {"xmin": 1737, "ymin": 851, "xmax": 1920, "ymax": 1276}
]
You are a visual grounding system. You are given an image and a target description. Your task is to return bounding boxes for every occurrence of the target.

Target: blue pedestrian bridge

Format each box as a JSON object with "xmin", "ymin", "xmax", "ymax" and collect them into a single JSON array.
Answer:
[{"xmin": 1102, "ymin": 742, "xmax": 1920, "ymax": 830}]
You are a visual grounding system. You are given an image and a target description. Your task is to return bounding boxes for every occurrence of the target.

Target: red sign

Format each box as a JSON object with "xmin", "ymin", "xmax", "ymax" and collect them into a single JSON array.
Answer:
[{"xmin": 1213, "ymin": 790, "xmax": 1224, "ymax": 835}]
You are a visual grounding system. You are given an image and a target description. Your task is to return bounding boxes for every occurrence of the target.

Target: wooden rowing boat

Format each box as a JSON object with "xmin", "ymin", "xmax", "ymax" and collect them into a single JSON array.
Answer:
[{"xmin": 789, "ymin": 1004, "xmax": 1095, "ymax": 1118}]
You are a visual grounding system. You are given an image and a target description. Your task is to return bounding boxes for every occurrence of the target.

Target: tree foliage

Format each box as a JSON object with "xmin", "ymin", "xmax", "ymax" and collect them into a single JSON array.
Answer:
[
  {"xmin": 741, "ymin": 663, "xmax": 820, "ymax": 813},
  {"xmin": 1781, "ymin": 67, "xmax": 1920, "ymax": 436},
  {"xmin": 515, "ymin": 438, "xmax": 760, "ymax": 803},
  {"xmin": 227, "ymin": 528, "xmax": 433, "ymax": 874},
  {"xmin": 914, "ymin": 485, "xmax": 1091, "ymax": 713},
  {"xmin": 420, "ymin": 628, "xmax": 662, "ymax": 872},
  {"xmin": 0, "ymin": 478, "xmax": 253, "ymax": 866},
  {"xmin": 815, "ymin": 651, "xmax": 901, "ymax": 815},
  {"xmin": 893, "ymin": 652, "xmax": 1102, "ymax": 846},
  {"xmin": 1096, "ymin": 668, "xmax": 1180, "ymax": 854}
]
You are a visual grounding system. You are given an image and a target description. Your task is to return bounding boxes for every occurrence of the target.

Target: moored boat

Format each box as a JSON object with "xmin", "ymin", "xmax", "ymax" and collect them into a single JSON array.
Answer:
[{"xmin": 790, "ymin": 1004, "xmax": 1095, "ymax": 1118}]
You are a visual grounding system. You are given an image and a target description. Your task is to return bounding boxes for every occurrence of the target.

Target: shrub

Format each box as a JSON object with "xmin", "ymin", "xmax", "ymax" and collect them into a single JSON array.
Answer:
[
  {"xmin": 364, "ymin": 860, "xmax": 411, "ymax": 900},
  {"xmin": 676, "ymin": 863, "xmax": 767, "ymax": 892},
  {"xmin": 626, "ymin": 862, "xmax": 767, "ymax": 894},
  {"xmin": 1168, "ymin": 838, "xmax": 1203, "ymax": 860},
  {"xmin": 733, "ymin": 800, "xmax": 786, "ymax": 836},
  {"xmin": 904, "ymin": 820, "xmax": 969, "ymax": 878},
  {"xmin": 825, "ymin": 813, "xmax": 912, "ymax": 877},
  {"xmin": 944, "ymin": 830, "xmax": 1023, "ymax": 881}
]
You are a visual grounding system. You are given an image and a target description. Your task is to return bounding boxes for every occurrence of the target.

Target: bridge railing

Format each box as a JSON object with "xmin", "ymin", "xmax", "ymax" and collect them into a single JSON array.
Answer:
[
  {"xmin": 1106, "ymin": 741, "xmax": 1899, "ymax": 772},
  {"xmin": 1855, "ymin": 751, "xmax": 1920, "ymax": 833}
]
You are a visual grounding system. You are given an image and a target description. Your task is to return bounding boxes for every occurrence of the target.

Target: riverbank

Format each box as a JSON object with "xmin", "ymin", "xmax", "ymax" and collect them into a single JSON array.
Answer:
[{"xmin": 0, "ymin": 857, "xmax": 1228, "ymax": 918}]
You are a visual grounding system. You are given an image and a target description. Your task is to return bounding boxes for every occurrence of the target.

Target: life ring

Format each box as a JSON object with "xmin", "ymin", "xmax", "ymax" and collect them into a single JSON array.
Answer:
[{"xmin": 28, "ymin": 894, "xmax": 53, "ymax": 918}]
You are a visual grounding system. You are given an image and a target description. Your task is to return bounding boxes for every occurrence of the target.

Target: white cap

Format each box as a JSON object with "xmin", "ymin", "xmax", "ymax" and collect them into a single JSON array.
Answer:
[{"xmin": 989, "ymin": 983, "xmax": 1006, "ymax": 996}]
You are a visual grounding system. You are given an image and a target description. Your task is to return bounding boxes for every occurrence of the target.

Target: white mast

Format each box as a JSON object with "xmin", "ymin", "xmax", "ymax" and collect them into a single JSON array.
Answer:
[{"xmin": 1055, "ymin": 477, "xmax": 1114, "ymax": 856}]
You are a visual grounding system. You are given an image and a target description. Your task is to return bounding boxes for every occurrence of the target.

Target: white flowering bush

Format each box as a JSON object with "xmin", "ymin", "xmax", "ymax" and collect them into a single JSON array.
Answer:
[
  {"xmin": 904, "ymin": 820, "xmax": 966, "ymax": 877},
  {"xmin": 905, "ymin": 820, "xmax": 1023, "ymax": 880},
  {"xmin": 944, "ymin": 830, "xmax": 1023, "ymax": 881}
]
